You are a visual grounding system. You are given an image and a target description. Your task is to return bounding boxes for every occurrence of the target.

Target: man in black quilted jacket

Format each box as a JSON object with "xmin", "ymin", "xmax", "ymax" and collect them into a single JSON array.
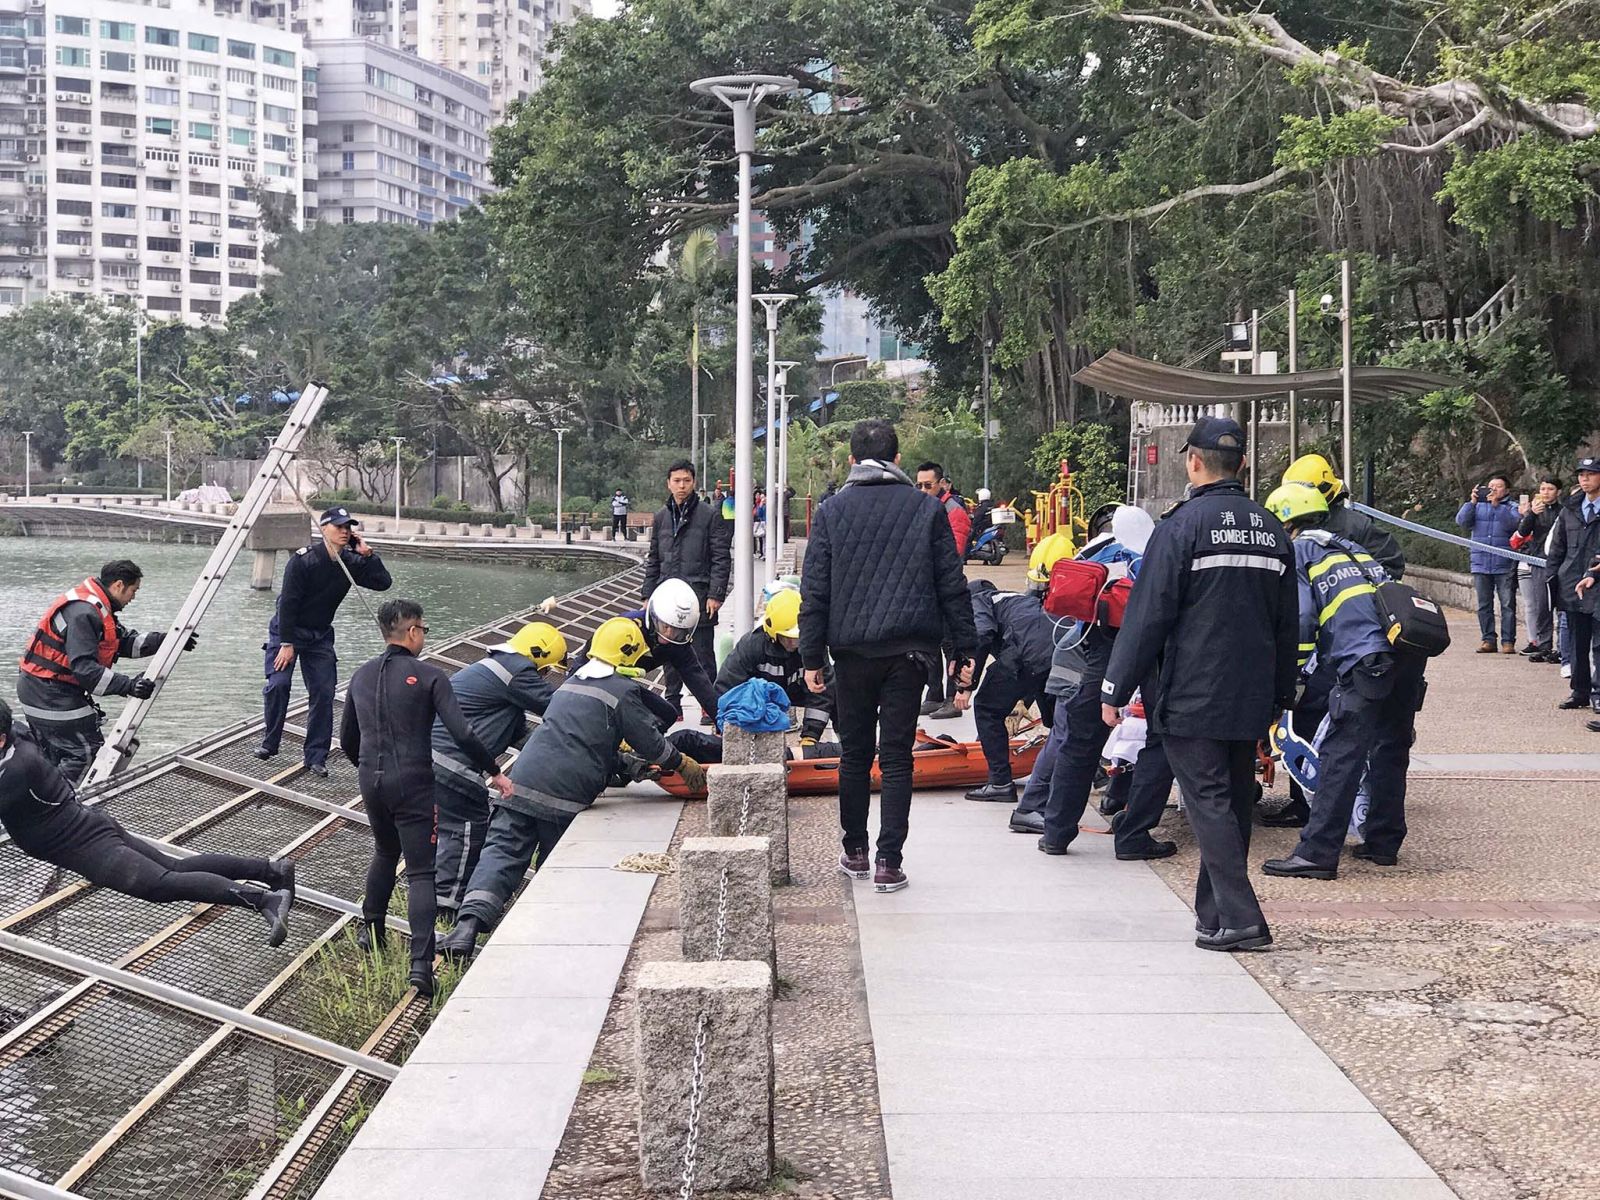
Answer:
[{"xmin": 800, "ymin": 419, "xmax": 978, "ymax": 892}]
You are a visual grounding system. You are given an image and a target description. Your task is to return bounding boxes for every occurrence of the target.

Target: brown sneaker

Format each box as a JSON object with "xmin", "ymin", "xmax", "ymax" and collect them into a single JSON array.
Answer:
[
  {"xmin": 838, "ymin": 849, "xmax": 871, "ymax": 880},
  {"xmin": 1476, "ymin": 640, "xmax": 1496, "ymax": 653},
  {"xmin": 1501, "ymin": 642, "xmax": 1517, "ymax": 654},
  {"xmin": 873, "ymin": 858, "xmax": 908, "ymax": 892}
]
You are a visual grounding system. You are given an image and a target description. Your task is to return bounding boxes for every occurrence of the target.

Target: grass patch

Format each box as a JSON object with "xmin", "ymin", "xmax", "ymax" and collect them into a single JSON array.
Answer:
[
  {"xmin": 766, "ymin": 1158, "xmax": 811, "ymax": 1193},
  {"xmin": 774, "ymin": 975, "xmax": 798, "ymax": 1000},
  {"xmin": 294, "ymin": 925, "xmax": 466, "ymax": 1048},
  {"xmin": 580, "ymin": 1066, "xmax": 618, "ymax": 1086}
]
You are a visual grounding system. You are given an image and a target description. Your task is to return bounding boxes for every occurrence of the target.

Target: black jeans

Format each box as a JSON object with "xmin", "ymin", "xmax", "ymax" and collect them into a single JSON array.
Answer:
[
  {"xmin": 54, "ymin": 810, "xmax": 273, "ymax": 909},
  {"xmin": 1567, "ymin": 608, "xmax": 1595, "ymax": 702},
  {"xmin": 1163, "ymin": 736, "xmax": 1266, "ymax": 933},
  {"xmin": 361, "ymin": 773, "xmax": 438, "ymax": 978},
  {"xmin": 833, "ymin": 651, "xmax": 926, "ymax": 867},
  {"xmin": 611, "ymin": 514, "xmax": 627, "ymax": 536},
  {"xmin": 1294, "ymin": 655, "xmax": 1426, "ymax": 867}
]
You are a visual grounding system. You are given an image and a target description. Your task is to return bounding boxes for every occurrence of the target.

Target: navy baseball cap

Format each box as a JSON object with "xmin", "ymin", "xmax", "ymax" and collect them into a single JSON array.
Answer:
[
  {"xmin": 318, "ymin": 505, "xmax": 359, "ymax": 527},
  {"xmin": 1182, "ymin": 415, "xmax": 1245, "ymax": 452},
  {"xmin": 1577, "ymin": 458, "xmax": 1600, "ymax": 474}
]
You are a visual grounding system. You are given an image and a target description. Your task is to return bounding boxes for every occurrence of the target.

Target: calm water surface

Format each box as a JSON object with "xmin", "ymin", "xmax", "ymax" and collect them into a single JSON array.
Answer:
[{"xmin": 0, "ymin": 537, "xmax": 612, "ymax": 757}]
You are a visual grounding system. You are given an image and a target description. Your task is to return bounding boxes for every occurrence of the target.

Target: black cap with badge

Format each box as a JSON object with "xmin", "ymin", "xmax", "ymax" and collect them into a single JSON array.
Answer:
[
  {"xmin": 318, "ymin": 505, "xmax": 359, "ymax": 527},
  {"xmin": 1577, "ymin": 457, "xmax": 1600, "ymax": 475},
  {"xmin": 1182, "ymin": 414, "xmax": 1246, "ymax": 451}
]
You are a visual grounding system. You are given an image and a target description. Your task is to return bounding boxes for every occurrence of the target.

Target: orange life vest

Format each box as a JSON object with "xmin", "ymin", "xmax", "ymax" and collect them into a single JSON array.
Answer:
[{"xmin": 19, "ymin": 577, "xmax": 117, "ymax": 686}]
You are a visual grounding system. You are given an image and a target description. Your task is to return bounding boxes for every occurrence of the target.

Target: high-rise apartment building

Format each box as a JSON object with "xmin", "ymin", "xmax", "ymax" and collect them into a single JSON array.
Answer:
[
  {"xmin": 311, "ymin": 38, "xmax": 490, "ymax": 226},
  {"xmin": 0, "ymin": 0, "xmax": 311, "ymax": 322},
  {"xmin": 226, "ymin": 0, "xmax": 587, "ymax": 122}
]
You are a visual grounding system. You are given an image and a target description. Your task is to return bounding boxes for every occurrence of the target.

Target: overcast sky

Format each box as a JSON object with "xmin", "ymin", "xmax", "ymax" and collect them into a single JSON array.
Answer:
[{"xmin": 590, "ymin": 0, "xmax": 619, "ymax": 16}]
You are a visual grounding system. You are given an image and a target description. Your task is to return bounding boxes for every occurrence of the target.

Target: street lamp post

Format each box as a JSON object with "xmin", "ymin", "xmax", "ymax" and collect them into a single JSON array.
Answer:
[
  {"xmin": 163, "ymin": 429, "xmax": 173, "ymax": 502},
  {"xmin": 980, "ymin": 336, "xmax": 992, "ymax": 492},
  {"xmin": 21, "ymin": 430, "xmax": 32, "ymax": 499},
  {"xmin": 699, "ymin": 414, "xmax": 714, "ymax": 485},
  {"xmin": 390, "ymin": 436, "xmax": 405, "ymax": 525},
  {"xmin": 554, "ymin": 427, "xmax": 567, "ymax": 534},
  {"xmin": 754, "ymin": 293, "xmax": 797, "ymax": 589},
  {"xmin": 1287, "ymin": 288, "xmax": 1299, "ymax": 461},
  {"xmin": 134, "ymin": 313, "xmax": 146, "ymax": 489},
  {"xmin": 691, "ymin": 73, "xmax": 799, "ymax": 637},
  {"xmin": 1340, "ymin": 257, "xmax": 1354, "ymax": 484},
  {"xmin": 771, "ymin": 359, "xmax": 799, "ymax": 563}
]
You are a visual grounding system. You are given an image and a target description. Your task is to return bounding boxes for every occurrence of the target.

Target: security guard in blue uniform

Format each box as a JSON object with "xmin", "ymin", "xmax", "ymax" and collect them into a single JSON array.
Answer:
[
  {"xmin": 1101, "ymin": 416, "xmax": 1299, "ymax": 952},
  {"xmin": 961, "ymin": 578, "xmax": 1057, "ymax": 803},
  {"xmin": 431, "ymin": 621, "xmax": 565, "ymax": 919},
  {"xmin": 1261, "ymin": 483, "xmax": 1427, "ymax": 879},
  {"xmin": 258, "ymin": 506, "xmax": 392, "ymax": 775}
]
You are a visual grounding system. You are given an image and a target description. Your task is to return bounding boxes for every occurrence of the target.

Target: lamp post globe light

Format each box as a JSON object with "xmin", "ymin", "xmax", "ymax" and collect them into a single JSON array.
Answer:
[
  {"xmin": 755, "ymin": 293, "xmax": 797, "ymax": 588},
  {"xmin": 690, "ymin": 73, "xmax": 799, "ymax": 636}
]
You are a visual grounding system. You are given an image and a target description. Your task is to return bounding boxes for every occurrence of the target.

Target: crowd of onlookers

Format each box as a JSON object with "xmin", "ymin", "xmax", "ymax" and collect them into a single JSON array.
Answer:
[{"xmin": 1459, "ymin": 459, "xmax": 1600, "ymax": 730}]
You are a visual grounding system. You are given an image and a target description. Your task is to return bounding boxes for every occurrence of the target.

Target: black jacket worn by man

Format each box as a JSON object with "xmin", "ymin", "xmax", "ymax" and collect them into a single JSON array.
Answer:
[
  {"xmin": 272, "ymin": 541, "xmax": 393, "ymax": 648},
  {"xmin": 16, "ymin": 587, "xmax": 164, "ymax": 716},
  {"xmin": 641, "ymin": 493, "xmax": 732, "ymax": 604},
  {"xmin": 0, "ymin": 729, "xmax": 90, "ymax": 859},
  {"xmin": 1546, "ymin": 492, "xmax": 1600, "ymax": 614},
  {"xmin": 340, "ymin": 645, "xmax": 498, "ymax": 790},
  {"xmin": 1103, "ymin": 478, "xmax": 1299, "ymax": 741},
  {"xmin": 1517, "ymin": 501, "xmax": 1561, "ymax": 563},
  {"xmin": 799, "ymin": 459, "xmax": 978, "ymax": 668},
  {"xmin": 430, "ymin": 649, "xmax": 556, "ymax": 797},
  {"xmin": 1325, "ymin": 496, "xmax": 1405, "ymax": 580}
]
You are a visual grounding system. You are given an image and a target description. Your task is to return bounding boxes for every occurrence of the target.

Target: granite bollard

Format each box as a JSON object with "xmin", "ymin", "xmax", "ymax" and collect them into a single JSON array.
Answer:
[
  {"xmin": 680, "ymin": 837, "xmax": 774, "ymax": 970},
  {"xmin": 636, "ymin": 960, "xmax": 773, "ymax": 1192},
  {"xmin": 723, "ymin": 726, "xmax": 785, "ymax": 766},
  {"xmin": 706, "ymin": 763, "xmax": 788, "ymax": 885}
]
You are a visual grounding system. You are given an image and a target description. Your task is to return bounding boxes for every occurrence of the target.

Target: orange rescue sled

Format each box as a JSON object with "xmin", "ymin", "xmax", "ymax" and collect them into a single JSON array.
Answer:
[{"xmin": 653, "ymin": 732, "xmax": 1047, "ymax": 799}]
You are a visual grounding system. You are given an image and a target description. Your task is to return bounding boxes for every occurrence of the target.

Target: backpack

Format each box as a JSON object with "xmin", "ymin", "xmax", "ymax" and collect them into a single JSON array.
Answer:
[
  {"xmin": 1043, "ymin": 557, "xmax": 1136, "ymax": 629},
  {"xmin": 1327, "ymin": 535, "xmax": 1451, "ymax": 658}
]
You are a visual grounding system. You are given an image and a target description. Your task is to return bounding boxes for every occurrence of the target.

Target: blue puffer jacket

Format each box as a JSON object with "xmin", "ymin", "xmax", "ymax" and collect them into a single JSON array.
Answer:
[
  {"xmin": 799, "ymin": 459, "xmax": 977, "ymax": 666},
  {"xmin": 1454, "ymin": 498, "xmax": 1521, "ymax": 575}
]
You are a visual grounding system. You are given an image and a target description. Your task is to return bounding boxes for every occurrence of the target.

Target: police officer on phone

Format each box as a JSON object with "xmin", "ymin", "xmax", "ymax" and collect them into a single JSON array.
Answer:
[
  {"xmin": 256, "ymin": 506, "xmax": 392, "ymax": 776},
  {"xmin": 1100, "ymin": 416, "xmax": 1298, "ymax": 952}
]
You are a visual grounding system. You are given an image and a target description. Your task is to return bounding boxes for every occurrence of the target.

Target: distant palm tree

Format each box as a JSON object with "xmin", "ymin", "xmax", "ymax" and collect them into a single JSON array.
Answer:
[{"xmin": 679, "ymin": 229, "xmax": 718, "ymax": 472}]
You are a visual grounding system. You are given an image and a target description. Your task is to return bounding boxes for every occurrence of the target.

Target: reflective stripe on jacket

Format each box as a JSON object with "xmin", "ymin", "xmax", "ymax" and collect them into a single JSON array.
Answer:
[{"xmin": 19, "ymin": 578, "xmax": 116, "ymax": 687}]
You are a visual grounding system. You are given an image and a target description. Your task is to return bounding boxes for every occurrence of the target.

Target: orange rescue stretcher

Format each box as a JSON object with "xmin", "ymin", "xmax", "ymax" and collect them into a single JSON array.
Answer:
[{"xmin": 653, "ymin": 730, "xmax": 1049, "ymax": 800}]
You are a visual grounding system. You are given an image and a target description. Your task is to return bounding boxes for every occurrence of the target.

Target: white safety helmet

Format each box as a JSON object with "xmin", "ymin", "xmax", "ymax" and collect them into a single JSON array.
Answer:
[
  {"xmin": 1111, "ymin": 505, "xmax": 1155, "ymax": 554},
  {"xmin": 646, "ymin": 578, "xmax": 701, "ymax": 644},
  {"xmin": 976, "ymin": 488, "xmax": 991, "ymax": 502}
]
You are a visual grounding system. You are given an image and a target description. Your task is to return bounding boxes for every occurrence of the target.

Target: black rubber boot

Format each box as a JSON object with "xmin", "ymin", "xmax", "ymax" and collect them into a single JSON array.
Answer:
[
  {"xmin": 266, "ymin": 857, "xmax": 296, "ymax": 899},
  {"xmin": 260, "ymin": 888, "xmax": 293, "ymax": 948},
  {"xmin": 355, "ymin": 919, "xmax": 388, "ymax": 953},
  {"xmin": 438, "ymin": 915, "xmax": 484, "ymax": 962},
  {"xmin": 409, "ymin": 967, "xmax": 436, "ymax": 1000}
]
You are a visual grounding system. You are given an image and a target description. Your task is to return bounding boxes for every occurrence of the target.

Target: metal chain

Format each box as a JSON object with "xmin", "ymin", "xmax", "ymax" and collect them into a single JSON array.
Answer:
[{"xmin": 678, "ymin": 779, "xmax": 756, "ymax": 1197}]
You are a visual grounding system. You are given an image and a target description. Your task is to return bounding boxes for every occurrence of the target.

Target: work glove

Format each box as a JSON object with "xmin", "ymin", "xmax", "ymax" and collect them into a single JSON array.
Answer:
[
  {"xmin": 129, "ymin": 674, "xmax": 157, "ymax": 700},
  {"xmin": 182, "ymin": 631, "xmax": 200, "ymax": 652},
  {"xmin": 798, "ymin": 736, "xmax": 817, "ymax": 748},
  {"xmin": 676, "ymin": 755, "xmax": 707, "ymax": 793}
]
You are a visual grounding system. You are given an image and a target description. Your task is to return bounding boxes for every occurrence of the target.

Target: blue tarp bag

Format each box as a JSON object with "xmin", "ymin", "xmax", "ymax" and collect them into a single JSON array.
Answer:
[{"xmin": 715, "ymin": 679, "xmax": 792, "ymax": 734}]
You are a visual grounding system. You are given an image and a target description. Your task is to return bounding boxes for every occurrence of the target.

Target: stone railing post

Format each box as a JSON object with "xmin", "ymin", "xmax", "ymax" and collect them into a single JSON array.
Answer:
[
  {"xmin": 680, "ymin": 836, "xmax": 774, "ymax": 972},
  {"xmin": 707, "ymin": 762, "xmax": 788, "ymax": 885}
]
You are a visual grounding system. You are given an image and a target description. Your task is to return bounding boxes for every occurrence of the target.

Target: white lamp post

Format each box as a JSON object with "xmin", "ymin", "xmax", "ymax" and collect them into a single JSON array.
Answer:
[
  {"xmin": 391, "ymin": 436, "xmax": 405, "ymax": 524},
  {"xmin": 163, "ymin": 429, "xmax": 173, "ymax": 502},
  {"xmin": 134, "ymin": 313, "xmax": 146, "ymax": 488},
  {"xmin": 980, "ymin": 336, "xmax": 992, "ymax": 492},
  {"xmin": 755, "ymin": 293, "xmax": 796, "ymax": 587},
  {"xmin": 691, "ymin": 73, "xmax": 799, "ymax": 637},
  {"xmin": 21, "ymin": 430, "xmax": 32, "ymax": 499},
  {"xmin": 699, "ymin": 413, "xmax": 714, "ymax": 485},
  {"xmin": 554, "ymin": 427, "xmax": 567, "ymax": 533},
  {"xmin": 1319, "ymin": 259, "xmax": 1354, "ymax": 481},
  {"xmin": 771, "ymin": 359, "xmax": 799, "ymax": 562}
]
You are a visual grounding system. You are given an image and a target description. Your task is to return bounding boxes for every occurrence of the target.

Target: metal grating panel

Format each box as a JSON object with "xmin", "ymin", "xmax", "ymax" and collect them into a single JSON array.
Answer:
[
  {"xmin": 255, "ymin": 934, "xmax": 409, "ymax": 1053},
  {"xmin": 0, "ymin": 950, "xmax": 81, "ymax": 1039},
  {"xmin": 259, "ymin": 1073, "xmax": 388, "ymax": 1200},
  {"xmin": 193, "ymin": 736, "xmax": 305, "ymax": 781},
  {"xmin": 275, "ymin": 755, "xmax": 358, "ymax": 806},
  {"xmin": 11, "ymin": 889, "xmax": 181, "ymax": 966},
  {"xmin": 0, "ymin": 985, "xmax": 217, "ymax": 1182},
  {"xmin": 74, "ymin": 1030, "xmax": 346, "ymax": 1200},
  {"xmin": 126, "ymin": 904, "xmax": 343, "ymax": 1012},
  {"xmin": 0, "ymin": 845, "xmax": 68, "ymax": 924},
  {"xmin": 285, "ymin": 824, "xmax": 371, "ymax": 903},
  {"xmin": 99, "ymin": 769, "xmax": 242, "ymax": 838},
  {"xmin": 174, "ymin": 801, "xmax": 323, "ymax": 862}
]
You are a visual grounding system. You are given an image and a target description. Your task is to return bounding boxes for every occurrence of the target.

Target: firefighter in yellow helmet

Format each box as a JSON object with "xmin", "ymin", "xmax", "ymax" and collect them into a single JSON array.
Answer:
[
  {"xmin": 1282, "ymin": 454, "xmax": 1405, "ymax": 579},
  {"xmin": 440, "ymin": 616, "xmax": 703, "ymax": 959},
  {"xmin": 716, "ymin": 587, "xmax": 835, "ymax": 744},
  {"xmin": 430, "ymin": 621, "xmax": 569, "ymax": 922}
]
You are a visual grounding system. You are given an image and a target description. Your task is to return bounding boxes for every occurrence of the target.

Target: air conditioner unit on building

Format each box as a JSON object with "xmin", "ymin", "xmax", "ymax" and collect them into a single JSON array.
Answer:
[
  {"xmin": 18, "ymin": 266, "xmax": 31, "ymax": 276},
  {"xmin": 76, "ymin": 94, "xmax": 90, "ymax": 104},
  {"xmin": 227, "ymin": 257, "xmax": 243, "ymax": 266},
  {"xmin": 135, "ymin": 160, "xmax": 145, "ymax": 169},
  {"xmin": 54, "ymin": 93, "xmax": 69, "ymax": 102},
  {"xmin": 165, "ymin": 74, "xmax": 178, "ymax": 85},
  {"xmin": 208, "ymin": 81, "xmax": 220, "ymax": 91},
  {"xmin": 246, "ymin": 117, "xmax": 256, "ymax": 126},
  {"xmin": 200, "ymin": 311, "xmax": 216, "ymax": 321},
  {"xmin": 188, "ymin": 166, "xmax": 199, "ymax": 174},
  {"xmin": 247, "ymin": 231, "xmax": 258, "ymax": 241},
  {"xmin": 26, "ymin": 66, "xmax": 42, "ymax": 76},
  {"xmin": 55, "ymin": 122, "xmax": 67, "ymax": 132},
  {"xmin": 287, "ymin": 121, "xmax": 296, "ymax": 131},
  {"xmin": 124, "ymin": 250, "xmax": 137, "ymax": 259},
  {"xmin": 121, "ymin": 129, "xmax": 135, "ymax": 139},
  {"xmin": 166, "ymin": 163, "xmax": 180, "ymax": 172},
  {"xmin": 125, "ymin": 279, "xmax": 137, "ymax": 289},
  {"xmin": 18, "ymin": 246, "xmax": 32, "ymax": 256},
  {"xmin": 78, "ymin": 156, "xmax": 91, "ymax": 165},
  {"xmin": 24, "ymin": 154, "xmax": 37, "ymax": 163},
  {"xmin": 170, "ymin": 282, "xmax": 182, "ymax": 292},
  {"xmin": 78, "ymin": 216, "xmax": 91, "ymax": 226},
  {"xmin": 25, "ymin": 124, "xmax": 41, "ymax": 134},
  {"xmin": 187, "ymin": 253, "xmax": 200, "ymax": 263},
  {"xmin": 161, "ymin": 253, "xmax": 174, "ymax": 262},
  {"xmin": 168, "ymin": 222, "xmax": 181, "ymax": 232},
  {"xmin": 226, "ymin": 199, "xmax": 239, "ymax": 209},
  {"xmin": 169, "ymin": 132, "xmax": 180, "ymax": 142},
  {"xmin": 209, "ymin": 140, "xmax": 220, "ymax": 149},
  {"xmin": 74, "ymin": 277, "xmax": 89, "ymax": 287},
  {"xmin": 247, "ymin": 88, "xmax": 257, "ymax": 97},
  {"xmin": 209, "ymin": 285, "xmax": 221, "ymax": 295},
  {"xmin": 77, "ymin": 246, "xmax": 90, "ymax": 255}
]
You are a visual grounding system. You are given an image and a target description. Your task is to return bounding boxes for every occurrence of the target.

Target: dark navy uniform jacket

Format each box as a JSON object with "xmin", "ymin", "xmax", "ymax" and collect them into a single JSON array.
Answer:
[
  {"xmin": 1102, "ymin": 479, "xmax": 1299, "ymax": 741},
  {"xmin": 271, "ymin": 541, "xmax": 393, "ymax": 649},
  {"xmin": 430, "ymin": 649, "xmax": 557, "ymax": 797}
]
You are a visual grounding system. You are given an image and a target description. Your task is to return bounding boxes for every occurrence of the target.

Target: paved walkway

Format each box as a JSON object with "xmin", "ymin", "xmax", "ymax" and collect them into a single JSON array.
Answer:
[{"xmin": 854, "ymin": 786, "xmax": 1455, "ymax": 1199}]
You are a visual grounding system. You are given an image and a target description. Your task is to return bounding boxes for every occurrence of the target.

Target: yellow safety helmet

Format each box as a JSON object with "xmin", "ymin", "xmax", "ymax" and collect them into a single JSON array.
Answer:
[
  {"xmin": 1282, "ymin": 454, "xmax": 1345, "ymax": 502},
  {"xmin": 505, "ymin": 621, "xmax": 566, "ymax": 668},
  {"xmin": 1027, "ymin": 530, "xmax": 1076, "ymax": 584},
  {"xmin": 762, "ymin": 588, "xmax": 802, "ymax": 640},
  {"xmin": 589, "ymin": 617, "xmax": 649, "ymax": 670},
  {"xmin": 1265, "ymin": 481, "xmax": 1328, "ymax": 526}
]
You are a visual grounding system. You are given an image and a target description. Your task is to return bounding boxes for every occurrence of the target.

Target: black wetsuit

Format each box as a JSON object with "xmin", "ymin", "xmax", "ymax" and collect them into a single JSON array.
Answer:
[
  {"xmin": 340, "ymin": 644, "xmax": 498, "ymax": 976},
  {"xmin": 0, "ymin": 732, "xmax": 277, "ymax": 909}
]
